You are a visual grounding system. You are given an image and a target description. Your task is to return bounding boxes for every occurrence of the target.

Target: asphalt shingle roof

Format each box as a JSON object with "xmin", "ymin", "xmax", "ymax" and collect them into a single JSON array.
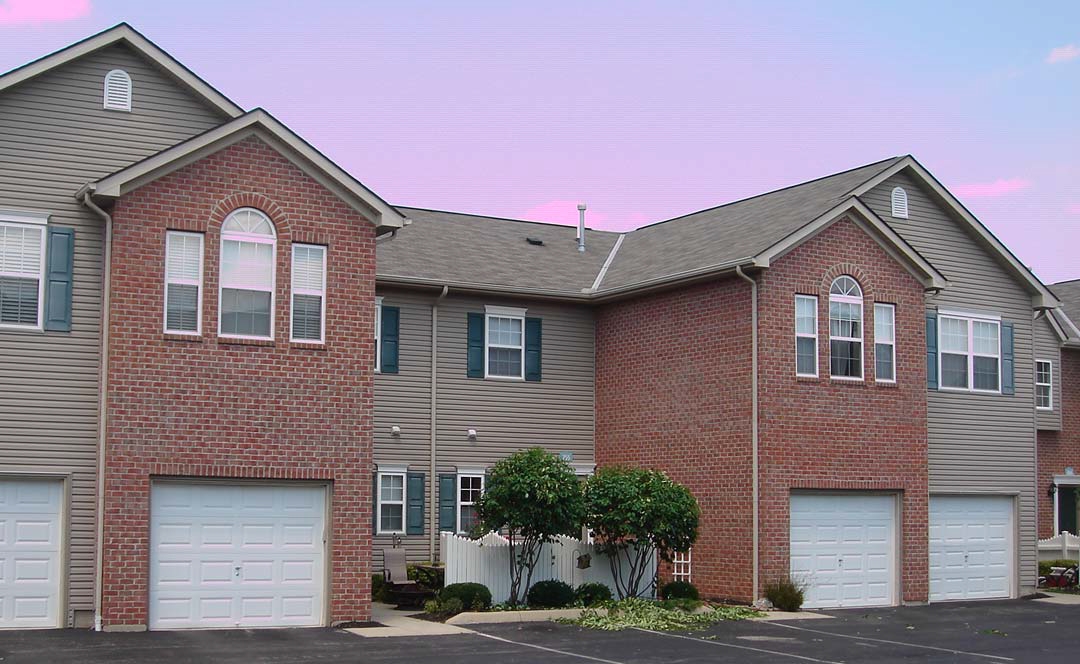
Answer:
[{"xmin": 1051, "ymin": 280, "xmax": 1080, "ymax": 335}]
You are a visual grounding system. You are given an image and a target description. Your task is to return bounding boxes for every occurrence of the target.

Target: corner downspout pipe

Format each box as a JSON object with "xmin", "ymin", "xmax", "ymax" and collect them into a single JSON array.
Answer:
[
  {"xmin": 430, "ymin": 285, "xmax": 449, "ymax": 562},
  {"xmin": 79, "ymin": 189, "xmax": 112, "ymax": 632},
  {"xmin": 735, "ymin": 265, "xmax": 759, "ymax": 601}
]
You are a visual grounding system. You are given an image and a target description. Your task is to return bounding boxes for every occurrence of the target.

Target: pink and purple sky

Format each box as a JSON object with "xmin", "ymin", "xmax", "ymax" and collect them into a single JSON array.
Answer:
[{"xmin": 2, "ymin": 0, "xmax": 1078, "ymax": 282}]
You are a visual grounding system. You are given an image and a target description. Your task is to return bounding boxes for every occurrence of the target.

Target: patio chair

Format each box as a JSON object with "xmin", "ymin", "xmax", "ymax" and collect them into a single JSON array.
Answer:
[{"xmin": 380, "ymin": 548, "xmax": 431, "ymax": 607}]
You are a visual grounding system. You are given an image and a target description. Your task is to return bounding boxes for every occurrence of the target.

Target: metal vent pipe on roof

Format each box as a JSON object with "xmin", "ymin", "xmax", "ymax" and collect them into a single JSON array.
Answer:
[{"xmin": 577, "ymin": 203, "xmax": 586, "ymax": 252}]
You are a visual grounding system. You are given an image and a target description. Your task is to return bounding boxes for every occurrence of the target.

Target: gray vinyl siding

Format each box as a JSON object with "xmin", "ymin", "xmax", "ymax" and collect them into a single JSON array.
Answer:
[
  {"xmin": 0, "ymin": 43, "xmax": 226, "ymax": 619},
  {"xmin": 372, "ymin": 288, "xmax": 596, "ymax": 567},
  {"xmin": 863, "ymin": 172, "xmax": 1039, "ymax": 594},
  {"xmin": 1033, "ymin": 316, "xmax": 1062, "ymax": 431}
]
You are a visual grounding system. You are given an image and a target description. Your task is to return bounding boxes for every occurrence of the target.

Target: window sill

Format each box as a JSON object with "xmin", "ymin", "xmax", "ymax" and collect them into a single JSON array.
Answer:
[
  {"xmin": 290, "ymin": 340, "xmax": 326, "ymax": 351},
  {"xmin": 484, "ymin": 375, "xmax": 526, "ymax": 382},
  {"xmin": 164, "ymin": 333, "xmax": 203, "ymax": 343},
  {"xmin": 874, "ymin": 380, "xmax": 899, "ymax": 388},
  {"xmin": 829, "ymin": 376, "xmax": 864, "ymax": 384},
  {"xmin": 217, "ymin": 336, "xmax": 275, "ymax": 347}
]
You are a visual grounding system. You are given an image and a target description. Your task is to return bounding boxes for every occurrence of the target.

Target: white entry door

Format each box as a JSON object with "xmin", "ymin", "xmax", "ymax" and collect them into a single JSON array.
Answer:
[
  {"xmin": 150, "ymin": 482, "xmax": 327, "ymax": 629},
  {"xmin": 929, "ymin": 496, "xmax": 1013, "ymax": 601},
  {"xmin": 0, "ymin": 478, "xmax": 63, "ymax": 629},
  {"xmin": 790, "ymin": 493, "xmax": 897, "ymax": 609}
]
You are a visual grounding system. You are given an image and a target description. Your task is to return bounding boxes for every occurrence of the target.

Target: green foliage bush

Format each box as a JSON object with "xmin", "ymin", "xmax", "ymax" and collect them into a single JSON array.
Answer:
[
  {"xmin": 526, "ymin": 580, "xmax": 576, "ymax": 608},
  {"xmin": 424, "ymin": 596, "xmax": 463, "ymax": 618},
  {"xmin": 1040, "ymin": 559, "xmax": 1079, "ymax": 577},
  {"xmin": 560, "ymin": 597, "xmax": 759, "ymax": 631},
  {"xmin": 575, "ymin": 582, "xmax": 614, "ymax": 607},
  {"xmin": 764, "ymin": 577, "xmax": 806, "ymax": 612},
  {"xmin": 407, "ymin": 564, "xmax": 445, "ymax": 590},
  {"xmin": 371, "ymin": 573, "xmax": 387, "ymax": 603},
  {"xmin": 439, "ymin": 582, "xmax": 492, "ymax": 611},
  {"xmin": 660, "ymin": 580, "xmax": 699, "ymax": 601}
]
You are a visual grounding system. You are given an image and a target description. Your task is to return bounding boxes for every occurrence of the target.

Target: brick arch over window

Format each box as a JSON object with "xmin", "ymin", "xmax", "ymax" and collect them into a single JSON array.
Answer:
[
  {"xmin": 820, "ymin": 263, "xmax": 875, "ymax": 300},
  {"xmin": 209, "ymin": 192, "xmax": 290, "ymax": 239}
]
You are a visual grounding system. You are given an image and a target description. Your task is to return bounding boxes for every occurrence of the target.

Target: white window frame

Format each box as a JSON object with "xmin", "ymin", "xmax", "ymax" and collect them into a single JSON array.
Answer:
[
  {"xmin": 1054, "ymin": 475, "xmax": 1080, "ymax": 536},
  {"xmin": 289, "ymin": 243, "xmax": 327, "ymax": 344},
  {"xmin": 1036, "ymin": 359, "xmax": 1053, "ymax": 410},
  {"xmin": 874, "ymin": 303, "xmax": 896, "ymax": 384},
  {"xmin": 672, "ymin": 549, "xmax": 692, "ymax": 583},
  {"xmin": 374, "ymin": 296, "xmax": 383, "ymax": 373},
  {"xmin": 829, "ymin": 276, "xmax": 864, "ymax": 381},
  {"xmin": 456, "ymin": 473, "xmax": 485, "ymax": 535},
  {"xmin": 938, "ymin": 312, "xmax": 1001, "ymax": 394},
  {"xmin": 376, "ymin": 468, "xmax": 407, "ymax": 535},
  {"xmin": 163, "ymin": 231, "xmax": 204, "ymax": 335},
  {"xmin": 103, "ymin": 69, "xmax": 132, "ymax": 112},
  {"xmin": 218, "ymin": 208, "xmax": 276, "ymax": 340},
  {"xmin": 0, "ymin": 215, "xmax": 47, "ymax": 331},
  {"xmin": 484, "ymin": 305, "xmax": 526, "ymax": 380},
  {"xmin": 795, "ymin": 295, "xmax": 818, "ymax": 377},
  {"xmin": 891, "ymin": 186, "xmax": 909, "ymax": 219}
]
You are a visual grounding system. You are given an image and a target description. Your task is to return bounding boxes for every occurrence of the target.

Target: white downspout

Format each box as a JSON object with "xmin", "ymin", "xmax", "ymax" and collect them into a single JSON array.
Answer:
[
  {"xmin": 79, "ymin": 189, "xmax": 111, "ymax": 632},
  {"xmin": 430, "ymin": 285, "xmax": 449, "ymax": 562},
  {"xmin": 735, "ymin": 265, "xmax": 759, "ymax": 601}
]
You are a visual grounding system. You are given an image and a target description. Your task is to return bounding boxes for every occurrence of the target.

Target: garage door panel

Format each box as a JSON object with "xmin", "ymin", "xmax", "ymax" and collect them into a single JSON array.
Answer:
[
  {"xmin": 0, "ymin": 479, "xmax": 62, "ymax": 629},
  {"xmin": 929, "ymin": 496, "xmax": 1013, "ymax": 602}
]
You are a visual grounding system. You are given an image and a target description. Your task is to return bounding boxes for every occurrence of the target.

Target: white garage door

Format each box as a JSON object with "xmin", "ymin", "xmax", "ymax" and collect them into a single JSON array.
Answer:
[
  {"xmin": 150, "ymin": 483, "xmax": 327, "ymax": 630},
  {"xmin": 929, "ymin": 496, "xmax": 1013, "ymax": 602},
  {"xmin": 0, "ymin": 478, "xmax": 62, "ymax": 629},
  {"xmin": 790, "ymin": 493, "xmax": 897, "ymax": 609}
]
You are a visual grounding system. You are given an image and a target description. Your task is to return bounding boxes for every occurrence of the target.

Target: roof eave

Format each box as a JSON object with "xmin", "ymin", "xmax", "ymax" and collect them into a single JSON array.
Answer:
[{"xmin": 375, "ymin": 274, "xmax": 592, "ymax": 303}]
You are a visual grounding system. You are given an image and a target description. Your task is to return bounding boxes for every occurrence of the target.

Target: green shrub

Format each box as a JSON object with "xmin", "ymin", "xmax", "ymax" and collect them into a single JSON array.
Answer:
[
  {"xmin": 660, "ymin": 580, "xmax": 699, "ymax": 601},
  {"xmin": 407, "ymin": 564, "xmax": 445, "ymax": 590},
  {"xmin": 424, "ymin": 596, "xmax": 464, "ymax": 618},
  {"xmin": 440, "ymin": 582, "xmax": 492, "ymax": 611},
  {"xmin": 763, "ymin": 577, "xmax": 805, "ymax": 612},
  {"xmin": 371, "ymin": 573, "xmax": 387, "ymax": 603},
  {"xmin": 527, "ymin": 580, "xmax": 575, "ymax": 608},
  {"xmin": 660, "ymin": 597, "xmax": 702, "ymax": 612},
  {"xmin": 1039, "ymin": 559, "xmax": 1078, "ymax": 578},
  {"xmin": 559, "ymin": 597, "xmax": 759, "ymax": 631},
  {"xmin": 575, "ymin": 582, "xmax": 613, "ymax": 607}
]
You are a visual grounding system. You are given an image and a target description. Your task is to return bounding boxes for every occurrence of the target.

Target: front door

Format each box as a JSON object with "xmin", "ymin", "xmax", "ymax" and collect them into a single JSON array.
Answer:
[{"xmin": 1059, "ymin": 486, "xmax": 1078, "ymax": 536}]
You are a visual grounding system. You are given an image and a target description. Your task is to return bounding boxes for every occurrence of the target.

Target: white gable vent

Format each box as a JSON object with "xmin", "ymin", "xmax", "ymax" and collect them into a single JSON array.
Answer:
[
  {"xmin": 891, "ymin": 186, "xmax": 909, "ymax": 219},
  {"xmin": 103, "ymin": 69, "xmax": 132, "ymax": 111}
]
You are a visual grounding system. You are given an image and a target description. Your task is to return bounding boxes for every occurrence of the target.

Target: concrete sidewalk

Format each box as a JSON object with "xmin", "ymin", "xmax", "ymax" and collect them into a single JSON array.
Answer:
[{"xmin": 345, "ymin": 603, "xmax": 474, "ymax": 638}]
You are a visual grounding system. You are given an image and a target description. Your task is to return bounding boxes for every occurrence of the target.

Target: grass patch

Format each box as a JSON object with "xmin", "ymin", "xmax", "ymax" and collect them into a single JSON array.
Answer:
[{"xmin": 558, "ymin": 597, "xmax": 761, "ymax": 632}]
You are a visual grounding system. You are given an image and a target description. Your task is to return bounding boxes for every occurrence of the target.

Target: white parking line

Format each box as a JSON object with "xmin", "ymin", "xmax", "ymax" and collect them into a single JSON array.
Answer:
[
  {"xmin": 473, "ymin": 631, "xmax": 628, "ymax": 664},
  {"xmin": 765, "ymin": 621, "xmax": 1014, "ymax": 662},
  {"xmin": 632, "ymin": 628, "xmax": 844, "ymax": 663}
]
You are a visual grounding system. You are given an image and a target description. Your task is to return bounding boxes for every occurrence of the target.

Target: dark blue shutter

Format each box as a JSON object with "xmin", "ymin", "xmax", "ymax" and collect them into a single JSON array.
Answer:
[
  {"xmin": 1001, "ymin": 322, "xmax": 1014, "ymax": 395},
  {"xmin": 525, "ymin": 317, "xmax": 542, "ymax": 382},
  {"xmin": 926, "ymin": 314, "xmax": 938, "ymax": 390},
  {"xmin": 406, "ymin": 472, "xmax": 424, "ymax": 535},
  {"xmin": 373, "ymin": 474, "xmax": 379, "ymax": 534},
  {"xmin": 44, "ymin": 226, "xmax": 74, "ymax": 331},
  {"xmin": 380, "ymin": 306, "xmax": 400, "ymax": 374},
  {"xmin": 438, "ymin": 474, "xmax": 457, "ymax": 532},
  {"xmin": 467, "ymin": 313, "xmax": 484, "ymax": 378}
]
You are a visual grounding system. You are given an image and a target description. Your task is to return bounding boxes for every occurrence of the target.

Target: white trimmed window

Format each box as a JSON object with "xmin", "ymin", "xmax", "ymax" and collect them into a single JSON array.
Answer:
[
  {"xmin": 377, "ymin": 470, "xmax": 406, "ymax": 534},
  {"xmin": 891, "ymin": 186, "xmax": 908, "ymax": 218},
  {"xmin": 874, "ymin": 303, "xmax": 896, "ymax": 382},
  {"xmin": 219, "ymin": 208, "xmax": 275, "ymax": 339},
  {"xmin": 829, "ymin": 276, "xmax": 863, "ymax": 379},
  {"xmin": 374, "ymin": 296, "xmax": 383, "ymax": 372},
  {"xmin": 673, "ymin": 549, "xmax": 692, "ymax": 583},
  {"xmin": 103, "ymin": 69, "xmax": 132, "ymax": 111},
  {"xmin": 1036, "ymin": 360, "xmax": 1053, "ymax": 410},
  {"xmin": 939, "ymin": 313, "xmax": 1000, "ymax": 392},
  {"xmin": 457, "ymin": 474, "xmax": 485, "ymax": 534},
  {"xmin": 795, "ymin": 295, "xmax": 818, "ymax": 377},
  {"xmin": 485, "ymin": 305, "xmax": 525, "ymax": 379},
  {"xmin": 0, "ymin": 220, "xmax": 46, "ymax": 329},
  {"xmin": 291, "ymin": 244, "xmax": 326, "ymax": 342},
  {"xmin": 164, "ymin": 231, "xmax": 203, "ymax": 334}
]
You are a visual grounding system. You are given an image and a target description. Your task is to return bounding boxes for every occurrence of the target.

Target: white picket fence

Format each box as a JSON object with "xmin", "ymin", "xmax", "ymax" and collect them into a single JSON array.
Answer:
[
  {"xmin": 1038, "ymin": 531, "xmax": 1080, "ymax": 562},
  {"xmin": 441, "ymin": 531, "xmax": 656, "ymax": 605}
]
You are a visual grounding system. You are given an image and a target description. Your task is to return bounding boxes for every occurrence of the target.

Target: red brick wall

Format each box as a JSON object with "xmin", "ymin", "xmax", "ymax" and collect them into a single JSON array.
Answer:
[
  {"xmin": 757, "ymin": 217, "xmax": 929, "ymax": 603},
  {"xmin": 1038, "ymin": 347, "xmax": 1080, "ymax": 537},
  {"xmin": 102, "ymin": 136, "xmax": 375, "ymax": 627}
]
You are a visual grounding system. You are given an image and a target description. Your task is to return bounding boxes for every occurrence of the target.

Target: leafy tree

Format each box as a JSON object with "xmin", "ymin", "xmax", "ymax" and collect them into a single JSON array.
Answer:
[
  {"xmin": 476, "ymin": 448, "xmax": 585, "ymax": 606},
  {"xmin": 584, "ymin": 467, "xmax": 699, "ymax": 599}
]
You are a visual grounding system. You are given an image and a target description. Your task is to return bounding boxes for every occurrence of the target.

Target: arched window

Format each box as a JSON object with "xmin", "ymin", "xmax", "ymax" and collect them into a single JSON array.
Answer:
[
  {"xmin": 219, "ymin": 208, "xmax": 276, "ymax": 339},
  {"xmin": 103, "ymin": 69, "xmax": 132, "ymax": 111},
  {"xmin": 891, "ymin": 186, "xmax": 909, "ymax": 218},
  {"xmin": 829, "ymin": 276, "xmax": 863, "ymax": 379}
]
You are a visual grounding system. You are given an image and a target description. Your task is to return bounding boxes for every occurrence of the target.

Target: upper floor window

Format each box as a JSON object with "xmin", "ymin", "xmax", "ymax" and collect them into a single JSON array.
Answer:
[
  {"xmin": 874, "ymin": 303, "xmax": 896, "ymax": 382},
  {"xmin": 485, "ymin": 305, "xmax": 525, "ymax": 379},
  {"xmin": 1036, "ymin": 360, "xmax": 1053, "ymax": 410},
  {"xmin": 829, "ymin": 276, "xmax": 863, "ymax": 379},
  {"xmin": 795, "ymin": 295, "xmax": 818, "ymax": 377},
  {"xmin": 219, "ymin": 208, "xmax": 275, "ymax": 339},
  {"xmin": 891, "ymin": 186, "xmax": 909, "ymax": 218},
  {"xmin": 290, "ymin": 244, "xmax": 325, "ymax": 343},
  {"xmin": 164, "ymin": 231, "xmax": 203, "ymax": 334},
  {"xmin": 103, "ymin": 69, "xmax": 132, "ymax": 111},
  {"xmin": 939, "ymin": 313, "xmax": 1000, "ymax": 392},
  {"xmin": 0, "ymin": 221, "xmax": 45, "ymax": 329}
]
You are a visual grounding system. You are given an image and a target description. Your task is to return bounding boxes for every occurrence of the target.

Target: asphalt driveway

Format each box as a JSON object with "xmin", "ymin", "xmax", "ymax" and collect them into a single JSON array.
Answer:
[{"xmin": 0, "ymin": 599, "xmax": 1075, "ymax": 663}]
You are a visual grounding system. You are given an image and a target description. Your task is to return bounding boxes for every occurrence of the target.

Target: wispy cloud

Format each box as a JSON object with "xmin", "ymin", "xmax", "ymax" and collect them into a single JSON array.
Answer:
[
  {"xmin": 953, "ymin": 178, "xmax": 1031, "ymax": 199},
  {"xmin": 1047, "ymin": 44, "xmax": 1080, "ymax": 64},
  {"xmin": 0, "ymin": 0, "xmax": 89, "ymax": 25}
]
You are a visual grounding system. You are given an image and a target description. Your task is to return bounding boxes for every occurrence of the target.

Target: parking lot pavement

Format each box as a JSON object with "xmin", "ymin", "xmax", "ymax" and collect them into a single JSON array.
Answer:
[{"xmin": 0, "ymin": 599, "xmax": 1076, "ymax": 663}]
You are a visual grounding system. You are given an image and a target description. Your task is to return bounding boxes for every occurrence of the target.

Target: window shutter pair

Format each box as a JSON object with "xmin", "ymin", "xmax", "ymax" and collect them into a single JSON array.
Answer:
[
  {"xmin": 465, "ymin": 313, "xmax": 542, "ymax": 380},
  {"xmin": 44, "ymin": 227, "xmax": 75, "ymax": 332},
  {"xmin": 925, "ymin": 313, "xmax": 1014, "ymax": 393},
  {"xmin": 380, "ymin": 305, "xmax": 400, "ymax": 374},
  {"xmin": 372, "ymin": 471, "xmax": 424, "ymax": 536}
]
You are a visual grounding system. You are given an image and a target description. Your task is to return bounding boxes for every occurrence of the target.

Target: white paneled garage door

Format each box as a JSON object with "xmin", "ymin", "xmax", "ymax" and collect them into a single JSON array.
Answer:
[
  {"xmin": 790, "ymin": 493, "xmax": 897, "ymax": 609},
  {"xmin": 150, "ymin": 483, "xmax": 327, "ymax": 630},
  {"xmin": 0, "ymin": 478, "xmax": 63, "ymax": 629},
  {"xmin": 929, "ymin": 496, "xmax": 1013, "ymax": 602}
]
